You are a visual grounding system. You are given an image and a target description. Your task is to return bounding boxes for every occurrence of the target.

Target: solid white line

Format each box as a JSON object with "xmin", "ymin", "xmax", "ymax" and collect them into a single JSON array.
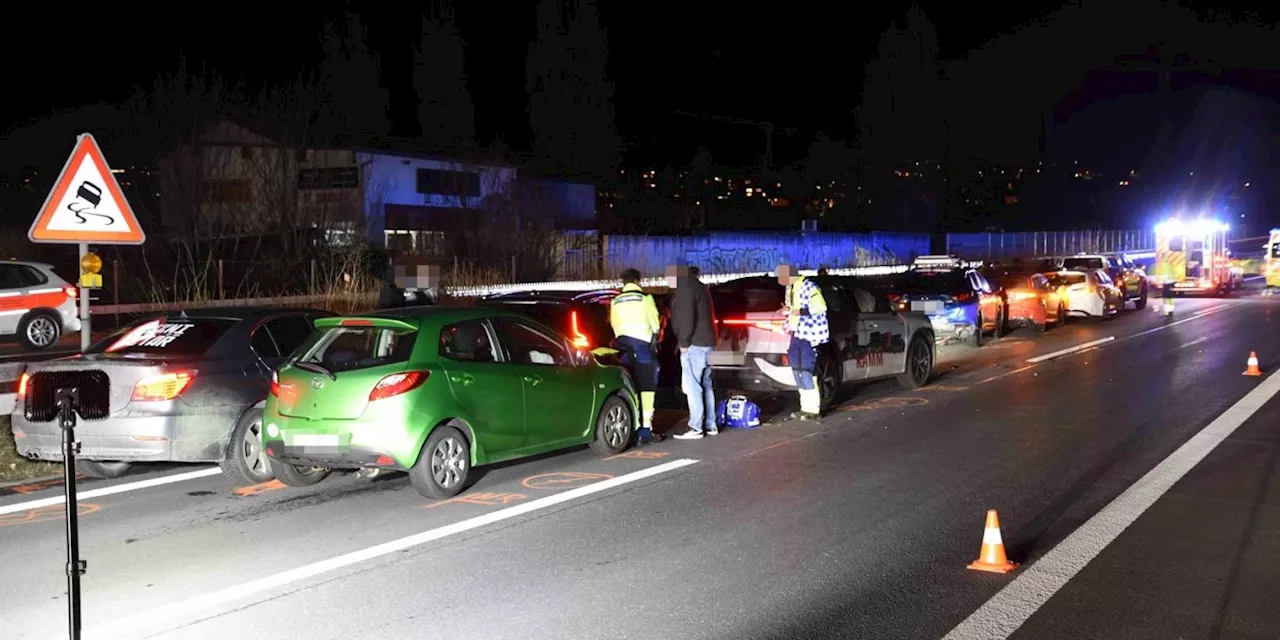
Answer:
[
  {"xmin": 84, "ymin": 458, "xmax": 700, "ymax": 640},
  {"xmin": 0, "ymin": 467, "xmax": 221, "ymax": 516},
  {"xmin": 1025, "ymin": 337, "xmax": 1116, "ymax": 364},
  {"xmin": 943, "ymin": 370, "xmax": 1280, "ymax": 640},
  {"xmin": 1120, "ymin": 304, "xmax": 1230, "ymax": 341}
]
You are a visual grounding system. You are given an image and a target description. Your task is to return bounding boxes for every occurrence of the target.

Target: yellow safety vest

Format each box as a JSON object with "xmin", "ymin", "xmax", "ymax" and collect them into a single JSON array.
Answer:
[{"xmin": 610, "ymin": 283, "xmax": 661, "ymax": 342}]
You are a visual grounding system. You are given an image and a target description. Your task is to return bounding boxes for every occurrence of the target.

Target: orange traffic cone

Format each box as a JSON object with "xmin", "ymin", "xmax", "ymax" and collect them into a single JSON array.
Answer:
[
  {"xmin": 1244, "ymin": 352, "xmax": 1262, "ymax": 377},
  {"xmin": 967, "ymin": 509, "xmax": 1019, "ymax": 574}
]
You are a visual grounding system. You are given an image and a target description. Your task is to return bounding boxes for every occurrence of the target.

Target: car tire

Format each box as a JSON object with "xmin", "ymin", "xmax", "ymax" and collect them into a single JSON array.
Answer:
[
  {"xmin": 994, "ymin": 308, "xmax": 1005, "ymax": 339},
  {"xmin": 410, "ymin": 425, "xmax": 471, "ymax": 500},
  {"xmin": 897, "ymin": 333, "xmax": 933, "ymax": 389},
  {"xmin": 815, "ymin": 349, "xmax": 842, "ymax": 409},
  {"xmin": 269, "ymin": 459, "xmax": 330, "ymax": 488},
  {"xmin": 19, "ymin": 312, "xmax": 62, "ymax": 351},
  {"xmin": 1134, "ymin": 284, "xmax": 1148, "ymax": 309},
  {"xmin": 75, "ymin": 460, "xmax": 131, "ymax": 478},
  {"xmin": 1055, "ymin": 303, "xmax": 1067, "ymax": 327},
  {"xmin": 590, "ymin": 395, "xmax": 633, "ymax": 456},
  {"xmin": 220, "ymin": 408, "xmax": 273, "ymax": 486},
  {"xmin": 1034, "ymin": 319, "xmax": 1047, "ymax": 333},
  {"xmin": 968, "ymin": 313, "xmax": 984, "ymax": 348}
]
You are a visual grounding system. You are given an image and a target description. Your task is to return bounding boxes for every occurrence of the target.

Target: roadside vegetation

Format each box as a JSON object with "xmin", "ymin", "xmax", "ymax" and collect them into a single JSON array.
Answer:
[{"xmin": 0, "ymin": 416, "xmax": 61, "ymax": 484}]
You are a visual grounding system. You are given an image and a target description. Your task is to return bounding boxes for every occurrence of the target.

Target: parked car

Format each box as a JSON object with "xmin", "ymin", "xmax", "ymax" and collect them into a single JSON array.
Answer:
[
  {"xmin": 1046, "ymin": 270, "xmax": 1122, "ymax": 319},
  {"xmin": 12, "ymin": 307, "xmax": 333, "ymax": 483},
  {"xmin": 262, "ymin": 307, "xmax": 638, "ymax": 499},
  {"xmin": 710, "ymin": 275, "xmax": 936, "ymax": 408},
  {"xmin": 1061, "ymin": 253, "xmax": 1148, "ymax": 309},
  {"xmin": 887, "ymin": 266, "xmax": 1004, "ymax": 346},
  {"xmin": 995, "ymin": 272, "xmax": 1066, "ymax": 332},
  {"xmin": 0, "ymin": 260, "xmax": 81, "ymax": 350}
]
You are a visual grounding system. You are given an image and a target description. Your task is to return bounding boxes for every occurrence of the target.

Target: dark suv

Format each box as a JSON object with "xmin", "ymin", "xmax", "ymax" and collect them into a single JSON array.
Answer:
[{"xmin": 477, "ymin": 289, "xmax": 681, "ymax": 387}]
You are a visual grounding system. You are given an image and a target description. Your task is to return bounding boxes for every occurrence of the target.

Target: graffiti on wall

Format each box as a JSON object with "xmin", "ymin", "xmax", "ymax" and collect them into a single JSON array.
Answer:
[
  {"xmin": 682, "ymin": 244, "xmax": 901, "ymax": 274},
  {"xmin": 684, "ymin": 247, "xmax": 782, "ymax": 274}
]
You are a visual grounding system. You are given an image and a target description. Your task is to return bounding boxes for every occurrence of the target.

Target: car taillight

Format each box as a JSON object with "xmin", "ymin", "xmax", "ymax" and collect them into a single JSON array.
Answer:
[
  {"xmin": 341, "ymin": 319, "xmax": 373, "ymax": 327},
  {"xmin": 954, "ymin": 292, "xmax": 973, "ymax": 302},
  {"xmin": 270, "ymin": 370, "xmax": 279, "ymax": 397},
  {"xmin": 18, "ymin": 372, "xmax": 29, "ymax": 396},
  {"xmin": 63, "ymin": 287, "xmax": 77, "ymax": 298},
  {"xmin": 133, "ymin": 371, "xmax": 196, "ymax": 402},
  {"xmin": 723, "ymin": 318, "xmax": 787, "ymax": 334},
  {"xmin": 569, "ymin": 311, "xmax": 590, "ymax": 349},
  {"xmin": 369, "ymin": 371, "xmax": 429, "ymax": 402},
  {"xmin": 1008, "ymin": 290, "xmax": 1037, "ymax": 301}
]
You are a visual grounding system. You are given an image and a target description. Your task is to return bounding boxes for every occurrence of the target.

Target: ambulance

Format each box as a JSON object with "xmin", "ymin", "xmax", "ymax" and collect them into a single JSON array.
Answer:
[
  {"xmin": 1150, "ymin": 218, "xmax": 1243, "ymax": 295},
  {"xmin": 1266, "ymin": 228, "xmax": 1280, "ymax": 290}
]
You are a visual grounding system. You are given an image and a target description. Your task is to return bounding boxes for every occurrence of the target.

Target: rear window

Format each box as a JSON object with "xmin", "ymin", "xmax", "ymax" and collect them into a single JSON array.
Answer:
[
  {"xmin": 480, "ymin": 301, "xmax": 613, "ymax": 348},
  {"xmin": 1063, "ymin": 257, "xmax": 1105, "ymax": 270},
  {"xmin": 299, "ymin": 326, "xmax": 418, "ymax": 373},
  {"xmin": 896, "ymin": 271, "xmax": 970, "ymax": 295},
  {"xmin": 95, "ymin": 317, "xmax": 236, "ymax": 356},
  {"xmin": 1049, "ymin": 273, "xmax": 1086, "ymax": 287},
  {"xmin": 712, "ymin": 279, "xmax": 785, "ymax": 315}
]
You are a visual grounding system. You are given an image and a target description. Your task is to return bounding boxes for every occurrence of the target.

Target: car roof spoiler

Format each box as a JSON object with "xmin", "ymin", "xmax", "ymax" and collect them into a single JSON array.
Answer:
[{"xmin": 314, "ymin": 316, "xmax": 418, "ymax": 331}]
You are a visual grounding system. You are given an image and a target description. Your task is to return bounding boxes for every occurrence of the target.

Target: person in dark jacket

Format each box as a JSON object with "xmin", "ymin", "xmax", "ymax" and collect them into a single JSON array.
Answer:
[{"xmin": 667, "ymin": 265, "xmax": 718, "ymax": 439}]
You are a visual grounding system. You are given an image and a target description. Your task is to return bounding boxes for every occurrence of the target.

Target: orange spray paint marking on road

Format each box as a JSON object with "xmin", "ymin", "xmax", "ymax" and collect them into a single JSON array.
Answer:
[
  {"xmin": 425, "ymin": 492, "xmax": 527, "ymax": 508},
  {"xmin": 0, "ymin": 503, "xmax": 100, "ymax": 527},
  {"xmin": 837, "ymin": 396, "xmax": 929, "ymax": 414},
  {"xmin": 521, "ymin": 472, "xmax": 613, "ymax": 490},
  {"xmin": 233, "ymin": 480, "xmax": 286, "ymax": 497},
  {"xmin": 7, "ymin": 474, "xmax": 88, "ymax": 495},
  {"xmin": 914, "ymin": 385, "xmax": 969, "ymax": 393}
]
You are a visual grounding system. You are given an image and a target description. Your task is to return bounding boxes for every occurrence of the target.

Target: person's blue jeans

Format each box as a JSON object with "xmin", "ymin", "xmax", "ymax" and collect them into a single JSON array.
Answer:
[{"xmin": 680, "ymin": 346, "xmax": 716, "ymax": 434}]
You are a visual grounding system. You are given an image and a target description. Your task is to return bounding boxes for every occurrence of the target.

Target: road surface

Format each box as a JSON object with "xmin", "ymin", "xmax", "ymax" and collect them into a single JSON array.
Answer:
[{"xmin": 1, "ymin": 294, "xmax": 1277, "ymax": 640}]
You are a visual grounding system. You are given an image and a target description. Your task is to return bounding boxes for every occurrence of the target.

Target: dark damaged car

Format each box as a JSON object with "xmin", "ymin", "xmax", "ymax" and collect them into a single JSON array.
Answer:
[{"xmin": 11, "ymin": 308, "xmax": 332, "ymax": 484}]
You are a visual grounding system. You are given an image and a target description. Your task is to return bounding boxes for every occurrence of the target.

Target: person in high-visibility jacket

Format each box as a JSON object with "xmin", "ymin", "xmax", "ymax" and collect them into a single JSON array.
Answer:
[
  {"xmin": 778, "ymin": 263, "xmax": 829, "ymax": 420},
  {"xmin": 610, "ymin": 268, "xmax": 662, "ymax": 442}
]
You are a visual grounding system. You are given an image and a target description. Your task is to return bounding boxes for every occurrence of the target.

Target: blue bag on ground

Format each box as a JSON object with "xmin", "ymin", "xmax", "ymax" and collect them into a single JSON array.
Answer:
[{"xmin": 717, "ymin": 395, "xmax": 761, "ymax": 428}]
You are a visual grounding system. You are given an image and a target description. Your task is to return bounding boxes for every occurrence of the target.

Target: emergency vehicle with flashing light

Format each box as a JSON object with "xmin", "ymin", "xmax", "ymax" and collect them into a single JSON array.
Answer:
[
  {"xmin": 0, "ymin": 260, "xmax": 81, "ymax": 350},
  {"xmin": 1150, "ymin": 218, "xmax": 1243, "ymax": 295},
  {"xmin": 1266, "ymin": 228, "xmax": 1280, "ymax": 289}
]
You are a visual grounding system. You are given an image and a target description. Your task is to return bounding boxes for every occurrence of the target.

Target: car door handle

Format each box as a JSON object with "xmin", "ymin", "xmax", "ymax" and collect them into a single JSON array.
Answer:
[
  {"xmin": 450, "ymin": 373, "xmax": 475, "ymax": 385},
  {"xmin": 523, "ymin": 374, "xmax": 543, "ymax": 385}
]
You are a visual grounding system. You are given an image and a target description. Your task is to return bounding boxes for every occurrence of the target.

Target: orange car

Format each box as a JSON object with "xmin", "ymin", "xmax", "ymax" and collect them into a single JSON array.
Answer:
[{"xmin": 997, "ymin": 272, "xmax": 1065, "ymax": 332}]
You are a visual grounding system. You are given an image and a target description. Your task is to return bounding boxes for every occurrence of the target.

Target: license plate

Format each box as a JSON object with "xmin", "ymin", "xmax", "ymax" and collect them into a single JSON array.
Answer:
[
  {"xmin": 290, "ymin": 433, "xmax": 338, "ymax": 447},
  {"xmin": 911, "ymin": 301, "xmax": 942, "ymax": 313}
]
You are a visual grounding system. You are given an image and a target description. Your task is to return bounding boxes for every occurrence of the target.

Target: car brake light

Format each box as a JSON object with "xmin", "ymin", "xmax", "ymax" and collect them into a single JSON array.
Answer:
[
  {"xmin": 954, "ymin": 292, "xmax": 973, "ymax": 302},
  {"xmin": 370, "ymin": 371, "xmax": 429, "ymax": 402},
  {"xmin": 723, "ymin": 318, "xmax": 787, "ymax": 334},
  {"xmin": 18, "ymin": 372, "xmax": 29, "ymax": 396},
  {"xmin": 270, "ymin": 370, "xmax": 279, "ymax": 397},
  {"xmin": 341, "ymin": 319, "xmax": 373, "ymax": 327},
  {"xmin": 63, "ymin": 287, "xmax": 77, "ymax": 298},
  {"xmin": 569, "ymin": 311, "xmax": 590, "ymax": 349},
  {"xmin": 133, "ymin": 371, "xmax": 196, "ymax": 402},
  {"xmin": 1008, "ymin": 290, "xmax": 1037, "ymax": 301}
]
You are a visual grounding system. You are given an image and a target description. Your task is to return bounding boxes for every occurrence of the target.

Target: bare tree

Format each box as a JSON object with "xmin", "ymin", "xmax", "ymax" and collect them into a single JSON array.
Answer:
[
  {"xmin": 317, "ymin": 11, "xmax": 391, "ymax": 146},
  {"xmin": 526, "ymin": 0, "xmax": 622, "ymax": 181},
  {"xmin": 415, "ymin": 2, "xmax": 475, "ymax": 151}
]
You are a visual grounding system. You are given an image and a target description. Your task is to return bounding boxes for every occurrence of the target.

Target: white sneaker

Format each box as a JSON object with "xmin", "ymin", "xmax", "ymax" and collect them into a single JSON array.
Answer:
[
  {"xmin": 673, "ymin": 430, "xmax": 704, "ymax": 440},
  {"xmin": 705, "ymin": 429, "xmax": 719, "ymax": 436}
]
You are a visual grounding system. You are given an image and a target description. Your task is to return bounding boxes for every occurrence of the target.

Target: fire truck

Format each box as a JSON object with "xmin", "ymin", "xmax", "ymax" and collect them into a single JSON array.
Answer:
[
  {"xmin": 1266, "ymin": 228, "xmax": 1280, "ymax": 289},
  {"xmin": 1151, "ymin": 218, "xmax": 1243, "ymax": 295}
]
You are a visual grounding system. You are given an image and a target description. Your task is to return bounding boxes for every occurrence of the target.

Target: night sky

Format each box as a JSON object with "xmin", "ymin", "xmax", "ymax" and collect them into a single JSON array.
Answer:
[{"xmin": 3, "ymin": 0, "xmax": 1280, "ymax": 171}]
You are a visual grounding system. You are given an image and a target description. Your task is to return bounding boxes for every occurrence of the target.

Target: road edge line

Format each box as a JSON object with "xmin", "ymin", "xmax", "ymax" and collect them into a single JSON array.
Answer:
[
  {"xmin": 0, "ymin": 467, "xmax": 221, "ymax": 516},
  {"xmin": 943, "ymin": 370, "xmax": 1280, "ymax": 640},
  {"xmin": 85, "ymin": 457, "xmax": 701, "ymax": 639}
]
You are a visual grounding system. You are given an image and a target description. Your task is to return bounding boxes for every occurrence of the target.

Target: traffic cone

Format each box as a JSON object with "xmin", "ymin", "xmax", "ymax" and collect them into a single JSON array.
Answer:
[
  {"xmin": 967, "ymin": 509, "xmax": 1019, "ymax": 574},
  {"xmin": 1244, "ymin": 352, "xmax": 1262, "ymax": 377}
]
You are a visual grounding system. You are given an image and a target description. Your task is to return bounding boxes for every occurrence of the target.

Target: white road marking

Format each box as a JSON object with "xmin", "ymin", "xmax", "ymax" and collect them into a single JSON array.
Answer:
[
  {"xmin": 83, "ymin": 458, "xmax": 701, "ymax": 640},
  {"xmin": 1119, "ymin": 304, "xmax": 1230, "ymax": 341},
  {"xmin": 0, "ymin": 467, "xmax": 221, "ymax": 515},
  {"xmin": 1025, "ymin": 337, "xmax": 1116, "ymax": 364},
  {"xmin": 977, "ymin": 365, "xmax": 1036, "ymax": 385},
  {"xmin": 943, "ymin": 369, "xmax": 1280, "ymax": 640}
]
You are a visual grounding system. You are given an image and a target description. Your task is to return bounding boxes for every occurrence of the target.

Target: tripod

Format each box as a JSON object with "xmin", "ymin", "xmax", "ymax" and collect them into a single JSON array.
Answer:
[{"xmin": 58, "ymin": 389, "xmax": 88, "ymax": 640}]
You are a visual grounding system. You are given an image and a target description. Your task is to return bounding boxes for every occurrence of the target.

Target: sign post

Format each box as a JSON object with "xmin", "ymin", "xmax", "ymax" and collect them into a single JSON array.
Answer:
[
  {"xmin": 28, "ymin": 133, "xmax": 146, "ymax": 351},
  {"xmin": 26, "ymin": 134, "xmax": 144, "ymax": 640}
]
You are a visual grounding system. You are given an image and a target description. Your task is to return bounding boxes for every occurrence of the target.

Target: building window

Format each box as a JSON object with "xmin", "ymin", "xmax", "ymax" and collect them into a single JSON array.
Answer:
[
  {"xmin": 416, "ymin": 169, "xmax": 481, "ymax": 198},
  {"xmin": 199, "ymin": 179, "xmax": 253, "ymax": 204},
  {"xmin": 298, "ymin": 167, "xmax": 360, "ymax": 189}
]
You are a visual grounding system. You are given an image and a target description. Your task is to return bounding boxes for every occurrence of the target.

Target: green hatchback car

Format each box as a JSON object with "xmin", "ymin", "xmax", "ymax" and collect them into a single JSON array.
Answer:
[{"xmin": 261, "ymin": 307, "xmax": 638, "ymax": 499}]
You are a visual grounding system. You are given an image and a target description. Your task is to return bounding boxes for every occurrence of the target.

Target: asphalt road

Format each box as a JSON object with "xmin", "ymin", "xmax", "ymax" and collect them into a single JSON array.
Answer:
[{"xmin": 1, "ymin": 292, "xmax": 1278, "ymax": 640}]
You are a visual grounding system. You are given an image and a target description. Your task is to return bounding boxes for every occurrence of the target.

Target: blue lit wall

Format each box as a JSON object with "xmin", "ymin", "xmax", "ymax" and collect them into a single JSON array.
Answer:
[{"xmin": 604, "ymin": 232, "xmax": 931, "ymax": 276}]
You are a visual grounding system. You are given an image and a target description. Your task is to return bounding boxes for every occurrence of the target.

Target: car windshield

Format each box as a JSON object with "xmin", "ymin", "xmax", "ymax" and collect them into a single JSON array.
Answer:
[
  {"xmin": 92, "ymin": 317, "xmax": 236, "ymax": 357},
  {"xmin": 1062, "ymin": 257, "xmax": 1105, "ymax": 270},
  {"xmin": 896, "ymin": 271, "xmax": 970, "ymax": 295},
  {"xmin": 298, "ymin": 325, "xmax": 417, "ymax": 373}
]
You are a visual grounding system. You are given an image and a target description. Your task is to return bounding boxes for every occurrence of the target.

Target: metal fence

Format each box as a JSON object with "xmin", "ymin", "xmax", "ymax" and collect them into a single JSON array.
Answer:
[{"xmin": 944, "ymin": 230, "xmax": 1157, "ymax": 262}]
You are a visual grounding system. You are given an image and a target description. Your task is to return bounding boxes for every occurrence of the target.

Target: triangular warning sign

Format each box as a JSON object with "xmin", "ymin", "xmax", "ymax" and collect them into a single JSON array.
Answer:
[{"xmin": 29, "ymin": 133, "xmax": 146, "ymax": 245}]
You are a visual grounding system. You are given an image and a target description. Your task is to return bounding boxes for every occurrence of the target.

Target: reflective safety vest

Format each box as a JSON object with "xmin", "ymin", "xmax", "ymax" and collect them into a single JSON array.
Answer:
[
  {"xmin": 610, "ymin": 283, "xmax": 661, "ymax": 343},
  {"xmin": 785, "ymin": 275, "xmax": 830, "ymax": 345}
]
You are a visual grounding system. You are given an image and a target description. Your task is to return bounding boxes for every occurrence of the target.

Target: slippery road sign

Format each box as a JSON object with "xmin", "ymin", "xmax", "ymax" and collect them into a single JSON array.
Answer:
[{"xmin": 29, "ymin": 133, "xmax": 146, "ymax": 245}]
